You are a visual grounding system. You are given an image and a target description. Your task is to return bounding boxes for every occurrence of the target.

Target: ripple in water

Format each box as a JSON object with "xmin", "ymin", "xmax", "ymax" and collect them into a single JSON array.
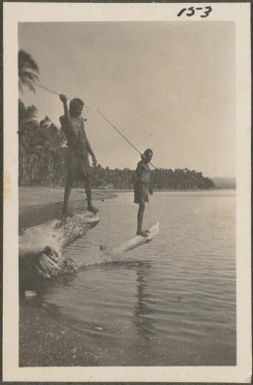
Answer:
[{"xmin": 38, "ymin": 191, "xmax": 236, "ymax": 365}]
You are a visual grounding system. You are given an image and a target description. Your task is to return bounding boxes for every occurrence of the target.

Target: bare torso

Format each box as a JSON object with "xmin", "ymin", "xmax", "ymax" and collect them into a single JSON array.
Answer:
[{"xmin": 61, "ymin": 115, "xmax": 88, "ymax": 158}]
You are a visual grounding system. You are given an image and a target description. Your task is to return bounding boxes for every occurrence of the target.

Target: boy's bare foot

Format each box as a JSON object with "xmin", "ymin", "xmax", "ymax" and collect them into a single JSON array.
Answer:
[
  {"xmin": 87, "ymin": 205, "xmax": 99, "ymax": 214},
  {"xmin": 136, "ymin": 230, "xmax": 150, "ymax": 237}
]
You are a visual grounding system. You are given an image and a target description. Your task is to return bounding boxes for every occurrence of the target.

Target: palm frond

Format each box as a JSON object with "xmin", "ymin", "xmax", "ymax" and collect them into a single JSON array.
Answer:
[
  {"xmin": 18, "ymin": 50, "xmax": 40, "ymax": 93},
  {"xmin": 21, "ymin": 78, "xmax": 36, "ymax": 93},
  {"xmin": 18, "ymin": 50, "xmax": 39, "ymax": 74},
  {"xmin": 19, "ymin": 70, "xmax": 39, "ymax": 82}
]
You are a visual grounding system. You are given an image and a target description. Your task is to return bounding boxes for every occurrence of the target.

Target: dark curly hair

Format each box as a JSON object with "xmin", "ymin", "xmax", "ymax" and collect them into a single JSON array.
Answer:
[
  {"xmin": 69, "ymin": 98, "xmax": 84, "ymax": 114},
  {"xmin": 141, "ymin": 148, "xmax": 153, "ymax": 160},
  {"xmin": 144, "ymin": 148, "xmax": 153, "ymax": 156}
]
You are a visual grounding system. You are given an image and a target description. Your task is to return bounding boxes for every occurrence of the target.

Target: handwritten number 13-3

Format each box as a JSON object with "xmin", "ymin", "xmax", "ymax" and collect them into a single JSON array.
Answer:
[{"xmin": 177, "ymin": 6, "xmax": 212, "ymax": 18}]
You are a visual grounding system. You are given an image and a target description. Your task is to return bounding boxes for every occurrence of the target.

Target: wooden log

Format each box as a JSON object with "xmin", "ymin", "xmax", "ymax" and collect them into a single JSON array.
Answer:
[
  {"xmin": 69, "ymin": 222, "xmax": 160, "ymax": 268},
  {"xmin": 20, "ymin": 219, "xmax": 159, "ymax": 280},
  {"xmin": 19, "ymin": 212, "xmax": 100, "ymax": 279},
  {"xmin": 109, "ymin": 222, "xmax": 160, "ymax": 256}
]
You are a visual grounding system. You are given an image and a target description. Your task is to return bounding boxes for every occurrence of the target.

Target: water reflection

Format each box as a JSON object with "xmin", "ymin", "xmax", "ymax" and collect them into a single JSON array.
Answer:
[
  {"xmin": 134, "ymin": 261, "xmax": 155, "ymax": 340},
  {"xmin": 20, "ymin": 191, "xmax": 236, "ymax": 365}
]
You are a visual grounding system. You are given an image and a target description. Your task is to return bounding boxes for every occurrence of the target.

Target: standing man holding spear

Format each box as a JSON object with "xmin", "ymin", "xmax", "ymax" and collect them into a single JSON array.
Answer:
[{"xmin": 59, "ymin": 94, "xmax": 98, "ymax": 218}]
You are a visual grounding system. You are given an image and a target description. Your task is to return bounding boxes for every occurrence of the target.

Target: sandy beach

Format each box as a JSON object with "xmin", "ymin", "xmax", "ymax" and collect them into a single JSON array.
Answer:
[
  {"xmin": 19, "ymin": 186, "xmax": 116, "ymax": 229},
  {"xmin": 20, "ymin": 302, "xmax": 104, "ymax": 366}
]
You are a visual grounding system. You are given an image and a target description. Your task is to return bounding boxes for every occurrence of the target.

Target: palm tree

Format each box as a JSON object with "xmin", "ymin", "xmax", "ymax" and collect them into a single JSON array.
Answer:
[
  {"xmin": 18, "ymin": 50, "xmax": 39, "ymax": 93},
  {"xmin": 18, "ymin": 99, "xmax": 38, "ymax": 133},
  {"xmin": 18, "ymin": 100, "xmax": 39, "ymax": 185},
  {"xmin": 18, "ymin": 100, "xmax": 38, "ymax": 153}
]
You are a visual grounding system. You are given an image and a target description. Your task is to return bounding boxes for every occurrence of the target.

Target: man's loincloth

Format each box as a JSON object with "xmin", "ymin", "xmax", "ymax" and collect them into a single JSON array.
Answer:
[
  {"xmin": 67, "ymin": 149, "xmax": 91, "ymax": 180},
  {"xmin": 134, "ymin": 182, "xmax": 149, "ymax": 204}
]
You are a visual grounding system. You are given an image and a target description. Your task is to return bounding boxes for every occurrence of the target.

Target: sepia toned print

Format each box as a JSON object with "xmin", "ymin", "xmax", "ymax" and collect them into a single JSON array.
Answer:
[{"xmin": 3, "ymin": 2, "xmax": 251, "ymax": 382}]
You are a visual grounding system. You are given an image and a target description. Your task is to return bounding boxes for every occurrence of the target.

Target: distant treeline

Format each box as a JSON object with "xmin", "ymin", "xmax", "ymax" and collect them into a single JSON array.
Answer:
[
  {"xmin": 18, "ymin": 99, "xmax": 215, "ymax": 190},
  {"xmin": 94, "ymin": 166, "xmax": 214, "ymax": 190}
]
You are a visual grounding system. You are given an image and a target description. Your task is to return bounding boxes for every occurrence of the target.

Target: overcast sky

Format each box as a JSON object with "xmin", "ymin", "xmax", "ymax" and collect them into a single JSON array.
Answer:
[{"xmin": 19, "ymin": 22, "xmax": 235, "ymax": 177}]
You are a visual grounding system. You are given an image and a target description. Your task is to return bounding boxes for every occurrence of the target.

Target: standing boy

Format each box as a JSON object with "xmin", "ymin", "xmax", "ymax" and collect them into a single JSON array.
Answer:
[
  {"xmin": 134, "ymin": 148, "xmax": 153, "ymax": 236},
  {"xmin": 59, "ymin": 94, "xmax": 98, "ymax": 218}
]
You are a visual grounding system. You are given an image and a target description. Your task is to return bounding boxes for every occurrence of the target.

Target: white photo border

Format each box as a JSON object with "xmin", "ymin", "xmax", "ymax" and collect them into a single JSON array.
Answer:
[{"xmin": 3, "ymin": 2, "xmax": 251, "ymax": 382}]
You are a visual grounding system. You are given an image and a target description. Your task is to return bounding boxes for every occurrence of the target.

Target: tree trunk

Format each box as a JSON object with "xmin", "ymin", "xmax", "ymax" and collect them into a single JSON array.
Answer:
[
  {"xmin": 65, "ymin": 222, "xmax": 160, "ymax": 269},
  {"xmin": 19, "ymin": 212, "xmax": 100, "ymax": 279},
  {"xmin": 20, "ymin": 217, "xmax": 159, "ymax": 280}
]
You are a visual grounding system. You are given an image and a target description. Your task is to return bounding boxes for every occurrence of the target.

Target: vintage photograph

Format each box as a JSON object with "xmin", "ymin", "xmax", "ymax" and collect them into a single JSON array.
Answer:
[
  {"xmin": 3, "ymin": 2, "xmax": 251, "ymax": 382},
  {"xmin": 18, "ymin": 19, "xmax": 237, "ymax": 366}
]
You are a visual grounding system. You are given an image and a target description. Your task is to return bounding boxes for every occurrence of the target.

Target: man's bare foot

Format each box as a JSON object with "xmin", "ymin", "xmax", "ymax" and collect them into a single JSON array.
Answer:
[
  {"xmin": 62, "ymin": 208, "xmax": 74, "ymax": 220},
  {"xmin": 87, "ymin": 205, "xmax": 99, "ymax": 214},
  {"xmin": 136, "ymin": 230, "xmax": 150, "ymax": 237}
]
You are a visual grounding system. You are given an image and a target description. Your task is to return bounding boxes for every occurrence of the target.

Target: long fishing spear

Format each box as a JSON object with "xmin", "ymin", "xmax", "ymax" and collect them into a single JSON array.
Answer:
[
  {"xmin": 97, "ymin": 110, "xmax": 156, "ymax": 169},
  {"xmin": 35, "ymin": 82, "xmax": 87, "ymax": 121},
  {"xmin": 34, "ymin": 82, "xmax": 156, "ymax": 169}
]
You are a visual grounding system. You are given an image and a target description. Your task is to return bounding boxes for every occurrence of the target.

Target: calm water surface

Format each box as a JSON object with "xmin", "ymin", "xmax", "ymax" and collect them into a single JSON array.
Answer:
[{"xmin": 38, "ymin": 191, "xmax": 236, "ymax": 365}]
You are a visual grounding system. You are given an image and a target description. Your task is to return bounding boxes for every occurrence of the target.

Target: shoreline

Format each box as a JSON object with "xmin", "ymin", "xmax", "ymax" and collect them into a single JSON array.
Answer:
[
  {"xmin": 19, "ymin": 186, "xmax": 117, "ymax": 210},
  {"xmin": 19, "ymin": 187, "xmax": 116, "ymax": 229},
  {"xmin": 19, "ymin": 186, "xmax": 235, "ymax": 230}
]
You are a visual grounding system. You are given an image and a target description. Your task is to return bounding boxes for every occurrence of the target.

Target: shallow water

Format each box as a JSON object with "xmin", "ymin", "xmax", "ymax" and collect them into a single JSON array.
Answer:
[{"xmin": 34, "ymin": 190, "xmax": 236, "ymax": 365}]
